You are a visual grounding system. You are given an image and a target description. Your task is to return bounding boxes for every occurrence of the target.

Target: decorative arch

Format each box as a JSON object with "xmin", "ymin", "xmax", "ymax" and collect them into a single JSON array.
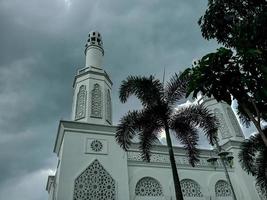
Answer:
[
  {"xmin": 135, "ymin": 177, "xmax": 163, "ymax": 196},
  {"xmin": 215, "ymin": 180, "xmax": 232, "ymax": 197},
  {"xmin": 75, "ymin": 85, "xmax": 87, "ymax": 120},
  {"xmin": 214, "ymin": 108, "xmax": 231, "ymax": 139},
  {"xmin": 181, "ymin": 179, "xmax": 203, "ymax": 197},
  {"xmin": 91, "ymin": 83, "xmax": 102, "ymax": 118},
  {"xmin": 105, "ymin": 89, "xmax": 112, "ymax": 123},
  {"xmin": 73, "ymin": 159, "xmax": 116, "ymax": 200}
]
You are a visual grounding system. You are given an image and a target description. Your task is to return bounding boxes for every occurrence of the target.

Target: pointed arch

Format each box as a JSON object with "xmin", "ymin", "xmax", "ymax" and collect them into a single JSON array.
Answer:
[
  {"xmin": 181, "ymin": 179, "xmax": 203, "ymax": 197},
  {"xmin": 135, "ymin": 177, "xmax": 163, "ymax": 196},
  {"xmin": 91, "ymin": 83, "xmax": 102, "ymax": 118},
  {"xmin": 75, "ymin": 85, "xmax": 87, "ymax": 120},
  {"xmin": 73, "ymin": 159, "xmax": 116, "ymax": 200}
]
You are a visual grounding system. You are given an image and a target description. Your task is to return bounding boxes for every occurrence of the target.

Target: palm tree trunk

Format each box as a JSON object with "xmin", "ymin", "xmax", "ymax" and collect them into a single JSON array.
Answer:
[
  {"xmin": 215, "ymin": 140, "xmax": 238, "ymax": 200},
  {"xmin": 164, "ymin": 123, "xmax": 184, "ymax": 200}
]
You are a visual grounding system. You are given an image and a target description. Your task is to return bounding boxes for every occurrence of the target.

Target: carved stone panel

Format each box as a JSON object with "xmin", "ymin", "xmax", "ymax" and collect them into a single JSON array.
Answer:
[
  {"xmin": 73, "ymin": 159, "xmax": 116, "ymax": 200},
  {"xmin": 91, "ymin": 83, "xmax": 102, "ymax": 118},
  {"xmin": 75, "ymin": 85, "xmax": 87, "ymax": 120},
  {"xmin": 214, "ymin": 108, "xmax": 231, "ymax": 139},
  {"xmin": 85, "ymin": 138, "xmax": 108, "ymax": 155}
]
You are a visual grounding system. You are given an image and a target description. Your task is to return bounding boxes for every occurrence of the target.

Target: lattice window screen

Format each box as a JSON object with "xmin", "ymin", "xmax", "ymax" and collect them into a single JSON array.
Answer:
[
  {"xmin": 215, "ymin": 180, "xmax": 232, "ymax": 197},
  {"xmin": 75, "ymin": 85, "xmax": 87, "ymax": 120},
  {"xmin": 135, "ymin": 177, "xmax": 163, "ymax": 196},
  {"xmin": 91, "ymin": 84, "xmax": 102, "ymax": 118},
  {"xmin": 73, "ymin": 159, "xmax": 115, "ymax": 200},
  {"xmin": 181, "ymin": 179, "xmax": 203, "ymax": 197},
  {"xmin": 105, "ymin": 89, "xmax": 112, "ymax": 123}
]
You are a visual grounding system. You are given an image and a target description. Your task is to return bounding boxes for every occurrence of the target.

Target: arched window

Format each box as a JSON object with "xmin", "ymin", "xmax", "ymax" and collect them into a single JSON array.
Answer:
[
  {"xmin": 75, "ymin": 85, "xmax": 86, "ymax": 120},
  {"xmin": 105, "ymin": 89, "xmax": 112, "ymax": 123},
  {"xmin": 215, "ymin": 180, "xmax": 232, "ymax": 197},
  {"xmin": 73, "ymin": 159, "xmax": 116, "ymax": 200},
  {"xmin": 91, "ymin": 83, "xmax": 102, "ymax": 118},
  {"xmin": 181, "ymin": 179, "xmax": 203, "ymax": 197},
  {"xmin": 135, "ymin": 177, "xmax": 163, "ymax": 196}
]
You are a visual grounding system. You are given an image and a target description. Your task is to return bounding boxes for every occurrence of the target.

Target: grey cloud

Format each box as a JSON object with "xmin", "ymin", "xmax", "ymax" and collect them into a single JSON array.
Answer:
[{"xmin": 0, "ymin": 0, "xmax": 245, "ymax": 199}]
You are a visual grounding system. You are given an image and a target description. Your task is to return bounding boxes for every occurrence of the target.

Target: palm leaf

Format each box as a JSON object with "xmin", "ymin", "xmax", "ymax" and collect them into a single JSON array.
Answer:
[
  {"xmin": 119, "ymin": 75, "xmax": 164, "ymax": 107},
  {"xmin": 165, "ymin": 73, "xmax": 189, "ymax": 106},
  {"xmin": 171, "ymin": 121, "xmax": 200, "ymax": 166},
  {"xmin": 171, "ymin": 104, "xmax": 219, "ymax": 145}
]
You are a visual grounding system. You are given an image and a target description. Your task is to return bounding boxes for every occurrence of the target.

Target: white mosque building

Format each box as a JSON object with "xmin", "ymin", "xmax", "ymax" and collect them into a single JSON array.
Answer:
[{"xmin": 46, "ymin": 31, "xmax": 265, "ymax": 200}]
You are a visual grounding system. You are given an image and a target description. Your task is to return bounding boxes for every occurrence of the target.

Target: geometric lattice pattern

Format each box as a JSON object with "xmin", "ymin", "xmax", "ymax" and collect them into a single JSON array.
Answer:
[
  {"xmin": 215, "ymin": 180, "xmax": 232, "ymax": 197},
  {"xmin": 105, "ymin": 89, "xmax": 112, "ymax": 124},
  {"xmin": 135, "ymin": 177, "xmax": 163, "ymax": 196},
  {"xmin": 181, "ymin": 179, "xmax": 203, "ymax": 197},
  {"xmin": 75, "ymin": 85, "xmax": 87, "ymax": 120},
  {"xmin": 73, "ymin": 159, "xmax": 115, "ymax": 200},
  {"xmin": 90, "ymin": 140, "xmax": 103, "ymax": 152},
  {"xmin": 91, "ymin": 83, "xmax": 102, "ymax": 118}
]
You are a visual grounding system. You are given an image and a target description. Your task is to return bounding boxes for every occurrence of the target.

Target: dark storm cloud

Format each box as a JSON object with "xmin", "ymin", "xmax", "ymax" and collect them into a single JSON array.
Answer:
[{"xmin": 0, "ymin": 0, "xmax": 226, "ymax": 199}]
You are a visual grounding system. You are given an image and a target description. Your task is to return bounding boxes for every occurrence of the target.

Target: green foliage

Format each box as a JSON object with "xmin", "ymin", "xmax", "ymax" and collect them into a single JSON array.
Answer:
[
  {"xmin": 116, "ymin": 74, "xmax": 218, "ymax": 166},
  {"xmin": 238, "ymin": 128, "xmax": 267, "ymax": 193}
]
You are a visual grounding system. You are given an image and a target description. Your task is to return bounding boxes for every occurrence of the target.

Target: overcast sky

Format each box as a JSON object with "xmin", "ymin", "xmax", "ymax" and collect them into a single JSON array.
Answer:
[{"xmin": 0, "ymin": 0, "xmax": 256, "ymax": 200}]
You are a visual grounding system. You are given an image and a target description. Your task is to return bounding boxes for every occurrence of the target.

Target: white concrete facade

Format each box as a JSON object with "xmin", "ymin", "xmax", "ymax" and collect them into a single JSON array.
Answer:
[{"xmin": 46, "ymin": 32, "xmax": 263, "ymax": 200}]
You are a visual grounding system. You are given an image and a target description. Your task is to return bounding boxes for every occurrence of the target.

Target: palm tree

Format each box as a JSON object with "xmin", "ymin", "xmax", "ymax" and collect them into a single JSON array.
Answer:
[
  {"xmin": 115, "ymin": 74, "xmax": 219, "ymax": 200},
  {"xmin": 238, "ymin": 128, "xmax": 267, "ymax": 198}
]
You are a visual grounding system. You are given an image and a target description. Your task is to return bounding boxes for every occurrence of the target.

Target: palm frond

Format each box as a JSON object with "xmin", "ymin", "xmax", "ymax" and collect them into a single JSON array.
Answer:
[
  {"xmin": 238, "ymin": 128, "xmax": 267, "ymax": 193},
  {"xmin": 116, "ymin": 110, "xmax": 143, "ymax": 150},
  {"xmin": 171, "ymin": 104, "xmax": 219, "ymax": 145},
  {"xmin": 119, "ymin": 75, "xmax": 164, "ymax": 106},
  {"xmin": 238, "ymin": 133, "xmax": 263, "ymax": 175},
  {"xmin": 171, "ymin": 122, "xmax": 200, "ymax": 166},
  {"xmin": 139, "ymin": 127, "xmax": 161, "ymax": 162},
  {"xmin": 165, "ymin": 73, "xmax": 189, "ymax": 106},
  {"xmin": 255, "ymin": 147, "xmax": 267, "ymax": 193}
]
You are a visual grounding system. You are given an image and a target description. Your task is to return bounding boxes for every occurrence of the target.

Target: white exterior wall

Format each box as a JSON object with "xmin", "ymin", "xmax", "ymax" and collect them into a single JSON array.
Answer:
[{"xmin": 54, "ymin": 122, "xmax": 130, "ymax": 200}]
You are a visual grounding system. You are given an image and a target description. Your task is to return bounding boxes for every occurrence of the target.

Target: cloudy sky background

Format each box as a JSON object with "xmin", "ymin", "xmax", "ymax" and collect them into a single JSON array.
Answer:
[{"xmin": 0, "ymin": 0, "xmax": 256, "ymax": 199}]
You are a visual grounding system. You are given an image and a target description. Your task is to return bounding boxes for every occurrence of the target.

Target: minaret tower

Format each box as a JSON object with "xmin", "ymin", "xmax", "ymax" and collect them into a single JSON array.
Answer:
[
  {"xmin": 199, "ymin": 96, "xmax": 245, "ymax": 145},
  {"xmin": 71, "ymin": 31, "xmax": 112, "ymax": 125}
]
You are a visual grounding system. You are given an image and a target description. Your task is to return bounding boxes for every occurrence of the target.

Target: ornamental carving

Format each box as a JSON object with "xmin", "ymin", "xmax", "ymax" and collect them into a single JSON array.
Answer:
[
  {"xmin": 91, "ymin": 84, "xmax": 102, "ymax": 118},
  {"xmin": 181, "ymin": 179, "xmax": 203, "ymax": 197},
  {"xmin": 135, "ymin": 177, "xmax": 163, "ymax": 196},
  {"xmin": 215, "ymin": 180, "xmax": 231, "ymax": 197},
  {"xmin": 214, "ymin": 108, "xmax": 231, "ymax": 139},
  {"xmin": 73, "ymin": 159, "xmax": 116, "ymax": 200},
  {"xmin": 105, "ymin": 89, "xmax": 112, "ymax": 123},
  {"xmin": 75, "ymin": 85, "xmax": 87, "ymax": 120},
  {"xmin": 90, "ymin": 140, "xmax": 103, "ymax": 152},
  {"xmin": 227, "ymin": 107, "xmax": 243, "ymax": 137}
]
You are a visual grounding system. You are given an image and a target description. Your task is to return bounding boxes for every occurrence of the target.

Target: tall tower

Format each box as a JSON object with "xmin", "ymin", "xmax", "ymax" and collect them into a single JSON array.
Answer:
[
  {"xmin": 47, "ymin": 32, "xmax": 130, "ymax": 200},
  {"xmin": 199, "ymin": 96, "xmax": 245, "ymax": 145},
  {"xmin": 71, "ymin": 31, "xmax": 112, "ymax": 125}
]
